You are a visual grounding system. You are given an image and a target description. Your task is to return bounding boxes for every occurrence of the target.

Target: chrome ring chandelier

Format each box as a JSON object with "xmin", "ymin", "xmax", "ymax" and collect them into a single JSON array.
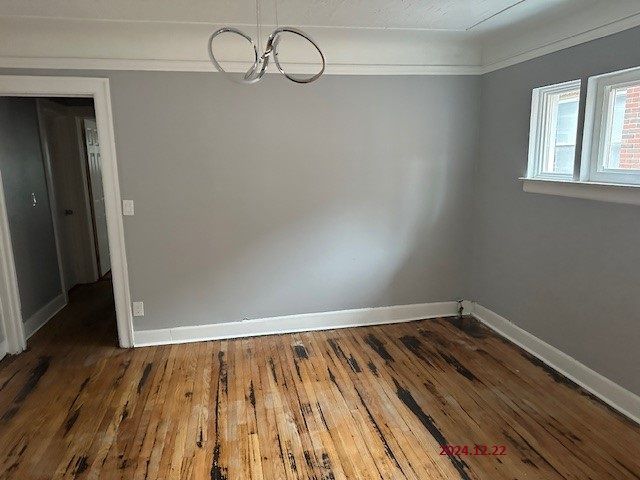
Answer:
[{"xmin": 208, "ymin": 0, "xmax": 325, "ymax": 84}]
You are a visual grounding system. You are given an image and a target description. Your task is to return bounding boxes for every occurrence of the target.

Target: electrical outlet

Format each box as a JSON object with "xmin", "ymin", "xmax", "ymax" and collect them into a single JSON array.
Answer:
[
  {"xmin": 132, "ymin": 301, "xmax": 145, "ymax": 317},
  {"xmin": 122, "ymin": 200, "xmax": 135, "ymax": 216}
]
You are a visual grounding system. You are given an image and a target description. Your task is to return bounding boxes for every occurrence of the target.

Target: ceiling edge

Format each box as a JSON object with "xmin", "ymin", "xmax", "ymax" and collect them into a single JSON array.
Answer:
[
  {"xmin": 0, "ymin": 12, "xmax": 639, "ymax": 77},
  {"xmin": 481, "ymin": 11, "xmax": 640, "ymax": 74}
]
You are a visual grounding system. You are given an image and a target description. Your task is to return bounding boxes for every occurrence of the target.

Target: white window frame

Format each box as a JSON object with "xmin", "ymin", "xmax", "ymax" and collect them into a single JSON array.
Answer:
[
  {"xmin": 527, "ymin": 79, "xmax": 581, "ymax": 181},
  {"xmin": 581, "ymin": 66, "xmax": 640, "ymax": 185}
]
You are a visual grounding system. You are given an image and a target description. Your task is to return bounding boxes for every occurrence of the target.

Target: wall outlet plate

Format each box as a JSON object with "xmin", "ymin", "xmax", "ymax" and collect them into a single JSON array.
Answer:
[
  {"xmin": 122, "ymin": 200, "xmax": 135, "ymax": 216},
  {"xmin": 132, "ymin": 301, "xmax": 144, "ymax": 317}
]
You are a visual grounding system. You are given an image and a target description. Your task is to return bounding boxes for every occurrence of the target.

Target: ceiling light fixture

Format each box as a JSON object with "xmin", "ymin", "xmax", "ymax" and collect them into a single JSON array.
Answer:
[{"xmin": 208, "ymin": 0, "xmax": 325, "ymax": 84}]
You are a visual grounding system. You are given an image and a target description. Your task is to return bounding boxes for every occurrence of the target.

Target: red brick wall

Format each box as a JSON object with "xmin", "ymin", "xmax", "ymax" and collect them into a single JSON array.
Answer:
[{"xmin": 620, "ymin": 85, "xmax": 640, "ymax": 169}]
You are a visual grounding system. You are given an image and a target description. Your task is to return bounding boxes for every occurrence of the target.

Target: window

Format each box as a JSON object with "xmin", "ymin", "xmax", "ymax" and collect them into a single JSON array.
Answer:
[
  {"xmin": 582, "ymin": 67, "xmax": 640, "ymax": 185},
  {"xmin": 524, "ymin": 68, "xmax": 640, "ymax": 206},
  {"xmin": 527, "ymin": 80, "xmax": 581, "ymax": 180}
]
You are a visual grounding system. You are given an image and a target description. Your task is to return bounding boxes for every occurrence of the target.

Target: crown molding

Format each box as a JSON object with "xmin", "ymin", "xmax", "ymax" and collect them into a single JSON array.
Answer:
[
  {"xmin": 0, "ymin": 16, "xmax": 481, "ymax": 76},
  {"xmin": 1, "ymin": 9, "xmax": 639, "ymax": 76},
  {"xmin": 0, "ymin": 57, "xmax": 482, "ymax": 76}
]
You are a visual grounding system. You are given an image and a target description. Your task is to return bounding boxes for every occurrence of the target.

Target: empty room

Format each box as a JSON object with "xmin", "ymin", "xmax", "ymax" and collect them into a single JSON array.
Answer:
[{"xmin": 0, "ymin": 1, "xmax": 639, "ymax": 479}]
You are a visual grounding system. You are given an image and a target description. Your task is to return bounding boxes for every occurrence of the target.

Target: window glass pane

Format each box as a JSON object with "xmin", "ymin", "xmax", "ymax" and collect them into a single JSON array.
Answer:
[
  {"xmin": 553, "ymin": 145, "xmax": 575, "ymax": 174},
  {"xmin": 605, "ymin": 83, "xmax": 640, "ymax": 171},
  {"xmin": 556, "ymin": 97, "xmax": 579, "ymax": 145},
  {"xmin": 542, "ymin": 89, "xmax": 579, "ymax": 175}
]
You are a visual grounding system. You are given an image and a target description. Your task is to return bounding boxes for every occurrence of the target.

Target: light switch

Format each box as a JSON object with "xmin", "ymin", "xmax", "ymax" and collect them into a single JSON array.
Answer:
[
  {"xmin": 132, "ymin": 301, "xmax": 144, "ymax": 316},
  {"xmin": 122, "ymin": 200, "xmax": 135, "ymax": 216}
]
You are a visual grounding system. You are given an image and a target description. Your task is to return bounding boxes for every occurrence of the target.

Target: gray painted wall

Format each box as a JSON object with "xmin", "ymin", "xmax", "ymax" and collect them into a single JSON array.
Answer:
[
  {"xmin": 0, "ymin": 98, "xmax": 61, "ymax": 321},
  {"xmin": 472, "ymin": 26, "xmax": 640, "ymax": 395},
  {"xmin": 2, "ymin": 71, "xmax": 479, "ymax": 332},
  {"xmin": 115, "ymin": 73, "xmax": 479, "ymax": 330}
]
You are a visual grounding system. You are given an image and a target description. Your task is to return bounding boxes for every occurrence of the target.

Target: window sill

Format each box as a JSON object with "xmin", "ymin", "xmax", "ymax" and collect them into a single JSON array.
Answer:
[{"xmin": 520, "ymin": 178, "xmax": 640, "ymax": 206}]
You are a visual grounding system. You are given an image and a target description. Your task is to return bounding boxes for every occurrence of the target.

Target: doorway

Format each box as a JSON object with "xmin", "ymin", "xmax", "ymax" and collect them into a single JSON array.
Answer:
[
  {"xmin": 0, "ymin": 76, "xmax": 133, "ymax": 355},
  {"xmin": 38, "ymin": 98, "xmax": 111, "ymax": 294}
]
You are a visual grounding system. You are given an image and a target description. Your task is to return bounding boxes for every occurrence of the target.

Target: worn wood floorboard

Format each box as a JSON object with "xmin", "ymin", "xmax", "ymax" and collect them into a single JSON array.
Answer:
[{"xmin": 1, "ymin": 281, "xmax": 639, "ymax": 479}]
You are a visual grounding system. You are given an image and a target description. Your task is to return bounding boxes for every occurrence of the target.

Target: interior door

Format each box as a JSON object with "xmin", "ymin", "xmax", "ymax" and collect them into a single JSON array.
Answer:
[
  {"xmin": 44, "ymin": 112, "xmax": 94, "ymax": 289},
  {"xmin": 83, "ymin": 119, "xmax": 111, "ymax": 276}
]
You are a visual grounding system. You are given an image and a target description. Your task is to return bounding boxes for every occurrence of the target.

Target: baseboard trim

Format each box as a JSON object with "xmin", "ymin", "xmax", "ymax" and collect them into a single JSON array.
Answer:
[
  {"xmin": 23, "ymin": 293, "xmax": 67, "ymax": 339},
  {"xmin": 471, "ymin": 303, "xmax": 640, "ymax": 425},
  {"xmin": 134, "ymin": 301, "xmax": 460, "ymax": 347}
]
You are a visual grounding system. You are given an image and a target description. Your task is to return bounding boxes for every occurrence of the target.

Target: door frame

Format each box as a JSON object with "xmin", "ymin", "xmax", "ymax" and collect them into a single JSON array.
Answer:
[{"xmin": 0, "ymin": 75, "xmax": 134, "ymax": 350}]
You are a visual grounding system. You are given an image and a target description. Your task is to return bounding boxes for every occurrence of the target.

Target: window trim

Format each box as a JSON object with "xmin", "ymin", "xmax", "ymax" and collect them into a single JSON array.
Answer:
[
  {"xmin": 521, "ymin": 177, "xmax": 640, "ymax": 206},
  {"xmin": 527, "ymin": 79, "xmax": 581, "ymax": 182},
  {"xmin": 581, "ymin": 66, "xmax": 640, "ymax": 185}
]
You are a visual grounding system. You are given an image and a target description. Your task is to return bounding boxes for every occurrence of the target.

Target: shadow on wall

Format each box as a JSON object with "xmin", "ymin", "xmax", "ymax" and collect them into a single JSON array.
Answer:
[
  {"xmin": 223, "ymin": 155, "xmax": 446, "ymax": 309},
  {"xmin": 149, "ymin": 152, "xmax": 450, "ymax": 325}
]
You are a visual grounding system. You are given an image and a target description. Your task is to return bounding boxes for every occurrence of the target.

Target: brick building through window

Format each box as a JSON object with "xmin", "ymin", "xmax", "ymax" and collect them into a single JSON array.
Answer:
[{"xmin": 612, "ymin": 84, "xmax": 640, "ymax": 170}]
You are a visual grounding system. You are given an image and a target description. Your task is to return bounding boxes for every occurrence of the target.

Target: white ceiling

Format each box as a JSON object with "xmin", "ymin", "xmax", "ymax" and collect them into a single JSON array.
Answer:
[{"xmin": 0, "ymin": 0, "xmax": 606, "ymax": 32}]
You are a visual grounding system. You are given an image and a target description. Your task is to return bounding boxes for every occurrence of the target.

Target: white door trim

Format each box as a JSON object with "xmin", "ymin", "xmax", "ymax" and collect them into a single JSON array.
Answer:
[
  {"xmin": 0, "ymin": 170, "xmax": 26, "ymax": 353},
  {"xmin": 0, "ymin": 75, "xmax": 134, "ymax": 350}
]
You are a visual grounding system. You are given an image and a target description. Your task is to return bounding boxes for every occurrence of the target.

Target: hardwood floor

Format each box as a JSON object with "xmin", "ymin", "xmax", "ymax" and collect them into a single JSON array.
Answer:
[{"xmin": 1, "ymin": 281, "xmax": 639, "ymax": 479}]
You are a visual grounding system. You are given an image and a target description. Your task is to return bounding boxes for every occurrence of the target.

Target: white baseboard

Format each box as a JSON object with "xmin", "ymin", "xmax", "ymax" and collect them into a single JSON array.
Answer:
[
  {"xmin": 23, "ymin": 293, "xmax": 67, "ymax": 339},
  {"xmin": 471, "ymin": 303, "xmax": 640, "ymax": 425},
  {"xmin": 134, "ymin": 301, "xmax": 461, "ymax": 347},
  {"xmin": 0, "ymin": 337, "xmax": 7, "ymax": 361}
]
